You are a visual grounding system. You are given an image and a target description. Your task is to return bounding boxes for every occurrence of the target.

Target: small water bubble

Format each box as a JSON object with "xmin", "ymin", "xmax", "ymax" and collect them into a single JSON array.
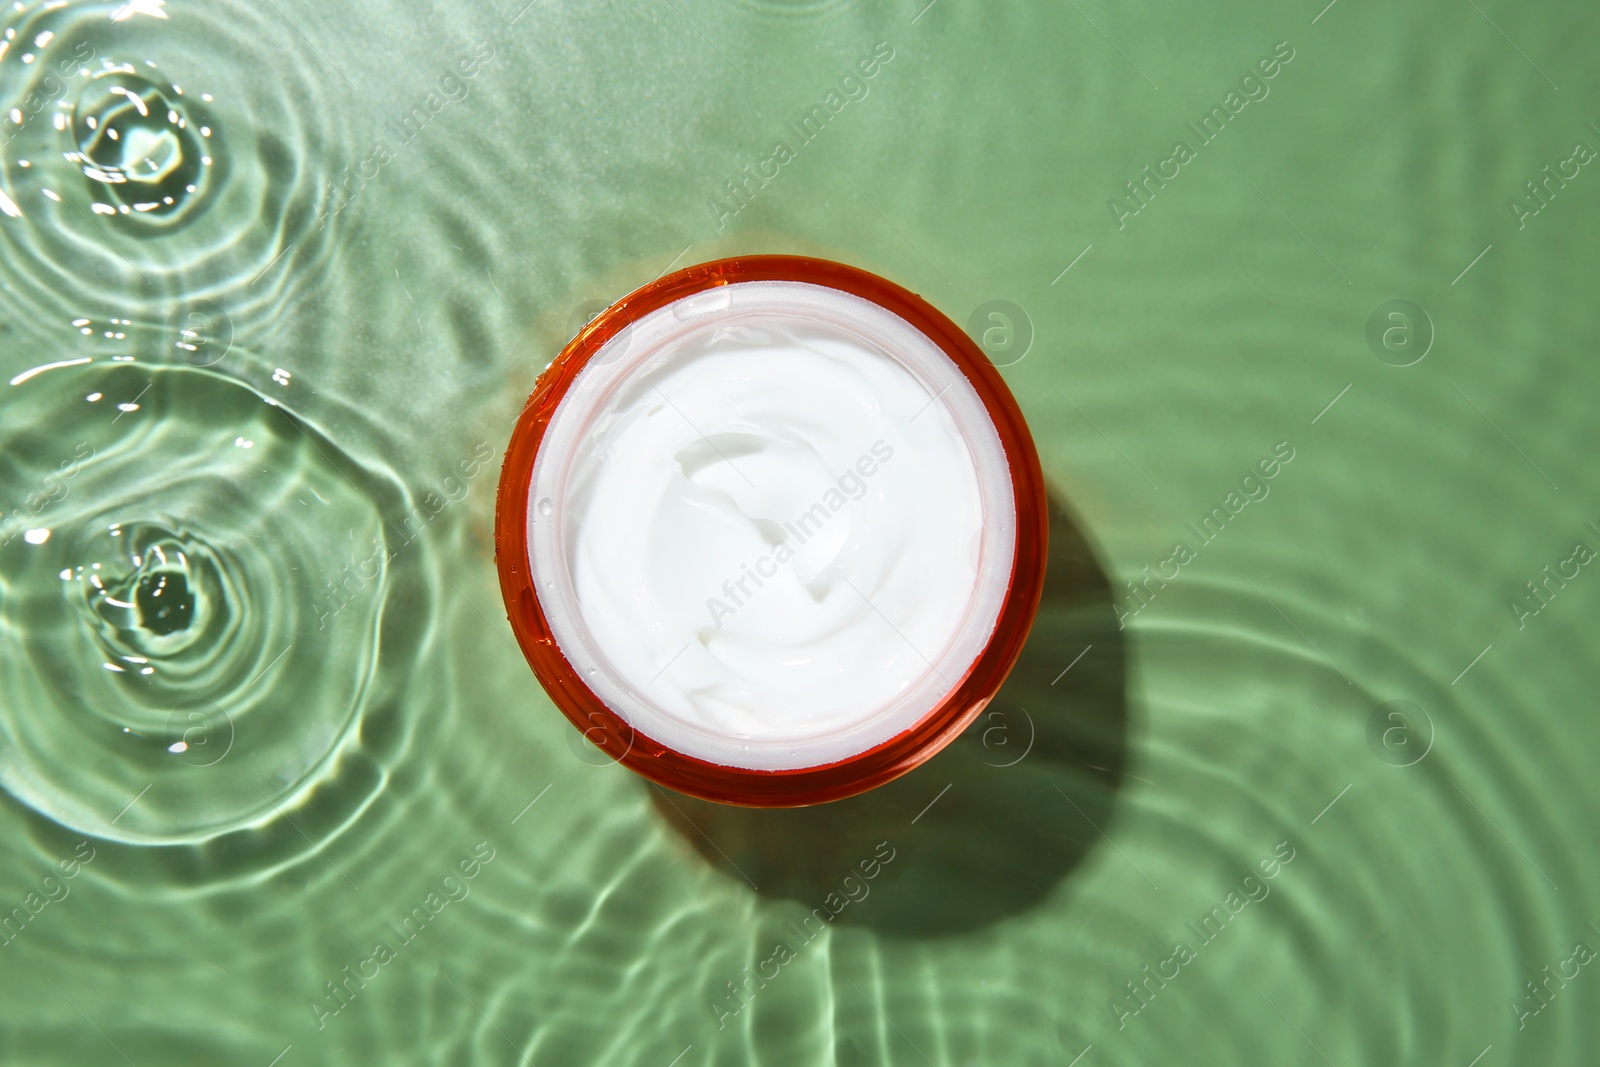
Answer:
[{"xmin": 536, "ymin": 497, "xmax": 554, "ymax": 517}]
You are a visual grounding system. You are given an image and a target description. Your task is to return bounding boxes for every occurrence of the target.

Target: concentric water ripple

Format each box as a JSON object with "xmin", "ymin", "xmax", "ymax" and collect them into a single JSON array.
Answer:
[
  {"xmin": 0, "ymin": 358, "xmax": 427, "ymax": 846},
  {"xmin": 1111, "ymin": 572, "xmax": 1581, "ymax": 1064},
  {"xmin": 69, "ymin": 68, "xmax": 218, "ymax": 223},
  {"xmin": 0, "ymin": 0, "xmax": 346, "ymax": 346}
]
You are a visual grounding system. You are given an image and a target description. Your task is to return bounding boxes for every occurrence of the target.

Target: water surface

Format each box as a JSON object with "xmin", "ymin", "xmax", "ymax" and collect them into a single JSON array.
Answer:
[{"xmin": 1, "ymin": 0, "xmax": 1596, "ymax": 1063}]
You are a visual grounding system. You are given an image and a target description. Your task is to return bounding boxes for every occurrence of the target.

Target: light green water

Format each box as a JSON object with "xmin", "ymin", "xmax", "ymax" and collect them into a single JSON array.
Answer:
[{"xmin": 1, "ymin": 0, "xmax": 1597, "ymax": 1063}]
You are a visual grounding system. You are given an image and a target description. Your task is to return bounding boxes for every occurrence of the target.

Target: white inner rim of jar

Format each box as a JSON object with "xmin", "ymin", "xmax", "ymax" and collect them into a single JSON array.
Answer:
[{"xmin": 527, "ymin": 279, "xmax": 1016, "ymax": 771}]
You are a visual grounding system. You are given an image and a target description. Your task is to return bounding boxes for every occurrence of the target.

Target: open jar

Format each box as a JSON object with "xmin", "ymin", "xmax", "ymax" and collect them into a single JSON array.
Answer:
[{"xmin": 495, "ymin": 256, "xmax": 1046, "ymax": 805}]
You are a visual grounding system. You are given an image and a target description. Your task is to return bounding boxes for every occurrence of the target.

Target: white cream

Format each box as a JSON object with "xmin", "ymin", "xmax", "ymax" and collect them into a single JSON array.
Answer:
[{"xmin": 528, "ymin": 280, "xmax": 1014, "ymax": 770}]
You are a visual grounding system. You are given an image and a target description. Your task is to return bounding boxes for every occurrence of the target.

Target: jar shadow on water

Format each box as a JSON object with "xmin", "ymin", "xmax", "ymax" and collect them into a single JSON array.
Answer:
[{"xmin": 647, "ymin": 488, "xmax": 1129, "ymax": 938}]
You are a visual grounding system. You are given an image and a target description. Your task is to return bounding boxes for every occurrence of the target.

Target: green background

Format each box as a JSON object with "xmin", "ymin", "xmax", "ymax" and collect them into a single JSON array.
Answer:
[{"xmin": 0, "ymin": 0, "xmax": 1596, "ymax": 1063}]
